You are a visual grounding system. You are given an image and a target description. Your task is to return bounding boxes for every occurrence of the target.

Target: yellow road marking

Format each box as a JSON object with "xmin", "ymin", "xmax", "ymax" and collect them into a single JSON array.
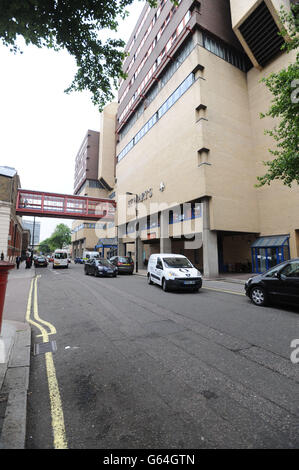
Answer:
[
  {"xmin": 203, "ymin": 286, "xmax": 245, "ymax": 296},
  {"xmin": 33, "ymin": 276, "xmax": 56, "ymax": 336},
  {"xmin": 26, "ymin": 276, "xmax": 68, "ymax": 449}
]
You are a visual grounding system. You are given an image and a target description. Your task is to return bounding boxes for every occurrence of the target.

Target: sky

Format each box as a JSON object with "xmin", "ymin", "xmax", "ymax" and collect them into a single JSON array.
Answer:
[{"xmin": 0, "ymin": 0, "xmax": 145, "ymax": 242}]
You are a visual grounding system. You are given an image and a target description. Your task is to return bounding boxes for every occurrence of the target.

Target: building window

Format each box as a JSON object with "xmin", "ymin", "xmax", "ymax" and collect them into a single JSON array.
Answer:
[
  {"xmin": 202, "ymin": 34, "xmax": 250, "ymax": 72},
  {"xmin": 117, "ymin": 73, "xmax": 195, "ymax": 163}
]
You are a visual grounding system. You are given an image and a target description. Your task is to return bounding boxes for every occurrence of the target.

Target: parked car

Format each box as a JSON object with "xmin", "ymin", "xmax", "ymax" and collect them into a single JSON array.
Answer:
[
  {"xmin": 109, "ymin": 256, "xmax": 134, "ymax": 274},
  {"xmin": 74, "ymin": 257, "xmax": 83, "ymax": 264},
  {"xmin": 84, "ymin": 258, "xmax": 118, "ymax": 277},
  {"xmin": 245, "ymin": 258, "xmax": 299, "ymax": 307},
  {"xmin": 147, "ymin": 253, "xmax": 202, "ymax": 292},
  {"xmin": 34, "ymin": 256, "xmax": 48, "ymax": 268}
]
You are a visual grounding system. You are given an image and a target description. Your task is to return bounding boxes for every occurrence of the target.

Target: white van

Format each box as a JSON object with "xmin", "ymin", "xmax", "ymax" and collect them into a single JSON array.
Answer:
[
  {"xmin": 53, "ymin": 249, "xmax": 69, "ymax": 269},
  {"xmin": 82, "ymin": 251, "xmax": 100, "ymax": 263},
  {"xmin": 147, "ymin": 253, "xmax": 202, "ymax": 292}
]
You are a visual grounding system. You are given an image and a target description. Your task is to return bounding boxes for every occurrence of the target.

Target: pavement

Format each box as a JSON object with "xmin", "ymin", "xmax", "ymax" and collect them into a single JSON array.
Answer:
[
  {"xmin": 0, "ymin": 262, "xmax": 252, "ymax": 448},
  {"xmin": 135, "ymin": 268, "xmax": 252, "ymax": 285},
  {"xmin": 0, "ymin": 261, "xmax": 34, "ymax": 449}
]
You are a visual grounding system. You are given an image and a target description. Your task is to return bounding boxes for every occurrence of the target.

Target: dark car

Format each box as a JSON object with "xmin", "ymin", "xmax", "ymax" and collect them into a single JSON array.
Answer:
[
  {"xmin": 109, "ymin": 256, "xmax": 134, "ymax": 274},
  {"xmin": 84, "ymin": 258, "xmax": 118, "ymax": 277},
  {"xmin": 74, "ymin": 257, "xmax": 83, "ymax": 264},
  {"xmin": 245, "ymin": 258, "xmax": 299, "ymax": 307},
  {"xmin": 34, "ymin": 256, "xmax": 48, "ymax": 267}
]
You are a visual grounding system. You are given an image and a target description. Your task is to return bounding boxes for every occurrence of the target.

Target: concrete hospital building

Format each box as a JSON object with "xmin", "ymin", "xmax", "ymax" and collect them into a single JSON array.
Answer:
[{"xmin": 72, "ymin": 0, "xmax": 298, "ymax": 277}]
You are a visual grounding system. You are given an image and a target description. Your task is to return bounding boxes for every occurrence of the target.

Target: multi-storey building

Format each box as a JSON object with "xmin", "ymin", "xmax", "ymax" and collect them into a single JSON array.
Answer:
[
  {"xmin": 71, "ymin": 105, "xmax": 118, "ymax": 257},
  {"xmin": 115, "ymin": 0, "xmax": 298, "ymax": 276},
  {"xmin": 22, "ymin": 218, "xmax": 41, "ymax": 248}
]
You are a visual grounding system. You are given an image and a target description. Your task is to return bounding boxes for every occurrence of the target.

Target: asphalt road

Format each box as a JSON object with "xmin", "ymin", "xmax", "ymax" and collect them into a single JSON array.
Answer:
[{"xmin": 25, "ymin": 264, "xmax": 299, "ymax": 449}]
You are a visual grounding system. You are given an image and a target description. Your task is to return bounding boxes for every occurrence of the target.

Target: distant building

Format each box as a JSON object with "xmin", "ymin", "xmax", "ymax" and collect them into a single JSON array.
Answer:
[
  {"xmin": 22, "ymin": 219, "xmax": 41, "ymax": 248},
  {"xmin": 71, "ymin": 112, "xmax": 118, "ymax": 258},
  {"xmin": 0, "ymin": 166, "xmax": 23, "ymax": 260}
]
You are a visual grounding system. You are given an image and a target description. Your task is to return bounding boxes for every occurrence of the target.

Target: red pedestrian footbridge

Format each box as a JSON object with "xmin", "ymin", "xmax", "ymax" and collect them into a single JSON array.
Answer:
[{"xmin": 16, "ymin": 189, "xmax": 116, "ymax": 221}]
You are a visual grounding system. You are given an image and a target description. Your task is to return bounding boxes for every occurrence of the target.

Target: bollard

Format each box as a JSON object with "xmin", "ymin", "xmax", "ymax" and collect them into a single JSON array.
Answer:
[{"xmin": 0, "ymin": 261, "xmax": 15, "ymax": 335}]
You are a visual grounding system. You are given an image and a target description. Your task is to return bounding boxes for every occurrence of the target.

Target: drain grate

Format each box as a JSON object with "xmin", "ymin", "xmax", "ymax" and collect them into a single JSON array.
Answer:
[{"xmin": 33, "ymin": 341, "xmax": 57, "ymax": 356}]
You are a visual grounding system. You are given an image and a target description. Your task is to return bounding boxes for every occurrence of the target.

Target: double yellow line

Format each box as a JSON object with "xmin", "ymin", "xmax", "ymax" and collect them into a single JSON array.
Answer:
[{"xmin": 26, "ymin": 276, "xmax": 68, "ymax": 449}]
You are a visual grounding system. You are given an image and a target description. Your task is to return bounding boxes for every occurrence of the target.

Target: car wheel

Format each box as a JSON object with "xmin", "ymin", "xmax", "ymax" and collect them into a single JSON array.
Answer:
[
  {"xmin": 193, "ymin": 287, "xmax": 200, "ymax": 293},
  {"xmin": 85, "ymin": 269, "xmax": 88, "ymax": 275},
  {"xmin": 162, "ymin": 278, "xmax": 168, "ymax": 292},
  {"xmin": 147, "ymin": 274, "xmax": 153, "ymax": 285},
  {"xmin": 250, "ymin": 286, "xmax": 267, "ymax": 306}
]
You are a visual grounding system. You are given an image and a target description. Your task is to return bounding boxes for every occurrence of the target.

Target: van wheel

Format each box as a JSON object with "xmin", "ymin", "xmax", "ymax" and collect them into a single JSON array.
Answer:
[
  {"xmin": 147, "ymin": 274, "xmax": 153, "ymax": 285},
  {"xmin": 162, "ymin": 279, "xmax": 168, "ymax": 292}
]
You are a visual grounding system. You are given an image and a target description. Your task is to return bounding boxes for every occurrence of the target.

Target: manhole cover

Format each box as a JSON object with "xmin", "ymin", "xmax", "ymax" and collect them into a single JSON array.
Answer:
[{"xmin": 33, "ymin": 341, "xmax": 57, "ymax": 356}]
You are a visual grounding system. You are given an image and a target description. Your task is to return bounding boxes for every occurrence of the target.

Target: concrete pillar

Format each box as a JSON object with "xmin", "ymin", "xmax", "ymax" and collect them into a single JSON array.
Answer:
[
  {"xmin": 160, "ymin": 210, "xmax": 172, "ymax": 254},
  {"xmin": 202, "ymin": 198, "xmax": 219, "ymax": 278},
  {"xmin": 136, "ymin": 236, "xmax": 144, "ymax": 271},
  {"xmin": 117, "ymin": 239, "xmax": 126, "ymax": 256}
]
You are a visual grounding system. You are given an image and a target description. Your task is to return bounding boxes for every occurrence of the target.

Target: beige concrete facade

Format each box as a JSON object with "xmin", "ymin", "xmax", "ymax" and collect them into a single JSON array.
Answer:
[{"xmin": 113, "ymin": 0, "xmax": 298, "ymax": 275}]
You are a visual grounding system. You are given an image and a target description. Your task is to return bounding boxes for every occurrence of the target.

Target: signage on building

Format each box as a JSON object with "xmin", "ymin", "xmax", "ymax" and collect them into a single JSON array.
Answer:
[{"xmin": 128, "ymin": 188, "xmax": 153, "ymax": 206}]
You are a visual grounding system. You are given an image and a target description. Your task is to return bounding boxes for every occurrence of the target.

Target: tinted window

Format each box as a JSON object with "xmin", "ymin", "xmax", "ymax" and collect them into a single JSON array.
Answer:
[
  {"xmin": 265, "ymin": 264, "xmax": 284, "ymax": 277},
  {"xmin": 280, "ymin": 262, "xmax": 299, "ymax": 277},
  {"xmin": 97, "ymin": 259, "xmax": 112, "ymax": 267},
  {"xmin": 54, "ymin": 252, "xmax": 67, "ymax": 259},
  {"xmin": 163, "ymin": 257, "xmax": 192, "ymax": 268}
]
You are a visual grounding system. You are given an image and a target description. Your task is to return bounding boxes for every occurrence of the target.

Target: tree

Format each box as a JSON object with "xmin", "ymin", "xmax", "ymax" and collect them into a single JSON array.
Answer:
[
  {"xmin": 0, "ymin": 0, "xmax": 158, "ymax": 111},
  {"xmin": 50, "ymin": 223, "xmax": 71, "ymax": 249},
  {"xmin": 256, "ymin": 4, "xmax": 299, "ymax": 187},
  {"xmin": 38, "ymin": 238, "xmax": 53, "ymax": 254},
  {"xmin": 38, "ymin": 223, "xmax": 71, "ymax": 252}
]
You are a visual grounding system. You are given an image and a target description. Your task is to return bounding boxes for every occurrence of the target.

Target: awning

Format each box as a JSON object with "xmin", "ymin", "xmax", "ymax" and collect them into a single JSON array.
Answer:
[
  {"xmin": 251, "ymin": 235, "xmax": 289, "ymax": 248},
  {"xmin": 95, "ymin": 237, "xmax": 117, "ymax": 248}
]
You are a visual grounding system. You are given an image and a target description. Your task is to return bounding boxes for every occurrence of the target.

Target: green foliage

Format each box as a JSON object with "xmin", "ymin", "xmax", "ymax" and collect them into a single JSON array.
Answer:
[
  {"xmin": 256, "ymin": 4, "xmax": 299, "ymax": 187},
  {"xmin": 38, "ymin": 223, "xmax": 71, "ymax": 253},
  {"xmin": 0, "ymin": 0, "xmax": 159, "ymax": 111}
]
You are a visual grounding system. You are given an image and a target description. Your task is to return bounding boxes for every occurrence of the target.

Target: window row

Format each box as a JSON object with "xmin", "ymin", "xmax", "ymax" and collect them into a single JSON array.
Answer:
[
  {"xmin": 119, "ymin": 37, "xmax": 194, "ymax": 142},
  {"xmin": 120, "ymin": 1, "xmax": 176, "ymax": 104},
  {"xmin": 117, "ymin": 73, "xmax": 195, "ymax": 163},
  {"xmin": 203, "ymin": 34, "xmax": 249, "ymax": 72},
  {"xmin": 118, "ymin": 8, "xmax": 191, "ymax": 122},
  {"xmin": 123, "ymin": 205, "xmax": 202, "ymax": 234},
  {"xmin": 72, "ymin": 221, "xmax": 115, "ymax": 233}
]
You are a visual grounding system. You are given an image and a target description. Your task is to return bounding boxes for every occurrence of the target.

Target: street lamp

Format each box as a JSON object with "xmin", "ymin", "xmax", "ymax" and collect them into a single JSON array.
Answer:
[{"xmin": 126, "ymin": 192, "xmax": 138, "ymax": 273}]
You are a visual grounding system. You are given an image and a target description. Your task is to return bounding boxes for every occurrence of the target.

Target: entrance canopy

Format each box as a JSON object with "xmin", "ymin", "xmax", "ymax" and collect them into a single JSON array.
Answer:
[
  {"xmin": 251, "ymin": 235, "xmax": 290, "ymax": 273},
  {"xmin": 251, "ymin": 235, "xmax": 289, "ymax": 248}
]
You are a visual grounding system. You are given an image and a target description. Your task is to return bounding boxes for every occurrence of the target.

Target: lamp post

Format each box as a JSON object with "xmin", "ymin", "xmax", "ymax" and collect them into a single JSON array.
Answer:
[{"xmin": 126, "ymin": 192, "xmax": 138, "ymax": 273}]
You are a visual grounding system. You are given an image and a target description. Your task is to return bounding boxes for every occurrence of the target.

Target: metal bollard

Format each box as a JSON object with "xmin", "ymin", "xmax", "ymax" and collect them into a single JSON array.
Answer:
[{"xmin": 0, "ymin": 261, "xmax": 15, "ymax": 335}]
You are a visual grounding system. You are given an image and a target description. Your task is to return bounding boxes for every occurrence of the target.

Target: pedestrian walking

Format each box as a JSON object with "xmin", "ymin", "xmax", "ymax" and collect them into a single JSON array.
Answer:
[
  {"xmin": 1, "ymin": 252, "xmax": 4, "ymax": 261},
  {"xmin": 16, "ymin": 256, "xmax": 21, "ymax": 269},
  {"xmin": 26, "ymin": 255, "xmax": 31, "ymax": 269}
]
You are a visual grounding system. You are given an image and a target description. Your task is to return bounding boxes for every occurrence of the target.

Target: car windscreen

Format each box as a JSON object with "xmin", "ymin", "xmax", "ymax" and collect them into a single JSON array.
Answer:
[
  {"xmin": 97, "ymin": 259, "xmax": 112, "ymax": 267},
  {"xmin": 163, "ymin": 257, "xmax": 193, "ymax": 268},
  {"xmin": 118, "ymin": 257, "xmax": 133, "ymax": 263},
  {"xmin": 54, "ymin": 253, "xmax": 67, "ymax": 259}
]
